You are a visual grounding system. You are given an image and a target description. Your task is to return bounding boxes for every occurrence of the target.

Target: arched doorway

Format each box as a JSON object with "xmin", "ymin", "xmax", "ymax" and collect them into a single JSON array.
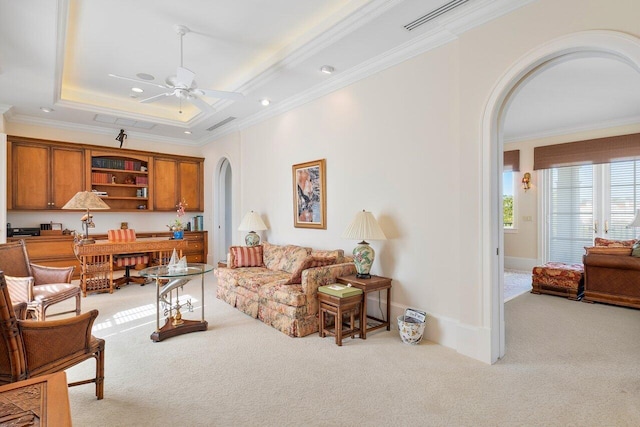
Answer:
[
  {"xmin": 482, "ymin": 31, "xmax": 640, "ymax": 363},
  {"xmin": 214, "ymin": 158, "xmax": 233, "ymax": 264}
]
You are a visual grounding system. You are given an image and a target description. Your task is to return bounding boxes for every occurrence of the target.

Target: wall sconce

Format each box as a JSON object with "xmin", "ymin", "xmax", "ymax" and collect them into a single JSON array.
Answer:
[{"xmin": 522, "ymin": 172, "xmax": 531, "ymax": 191}]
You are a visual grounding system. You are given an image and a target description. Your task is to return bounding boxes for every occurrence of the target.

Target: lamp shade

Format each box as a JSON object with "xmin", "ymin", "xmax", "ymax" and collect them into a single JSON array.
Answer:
[
  {"xmin": 62, "ymin": 191, "xmax": 110, "ymax": 210},
  {"xmin": 238, "ymin": 211, "xmax": 268, "ymax": 231},
  {"xmin": 629, "ymin": 209, "xmax": 640, "ymax": 227},
  {"xmin": 341, "ymin": 210, "xmax": 387, "ymax": 242}
]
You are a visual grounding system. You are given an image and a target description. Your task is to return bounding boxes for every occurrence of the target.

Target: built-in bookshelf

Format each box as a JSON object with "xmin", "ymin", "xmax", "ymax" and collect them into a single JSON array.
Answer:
[{"xmin": 90, "ymin": 153, "xmax": 150, "ymax": 211}]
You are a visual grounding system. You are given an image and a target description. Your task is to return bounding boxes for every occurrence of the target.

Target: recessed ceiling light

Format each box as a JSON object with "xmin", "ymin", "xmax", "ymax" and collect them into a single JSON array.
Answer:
[
  {"xmin": 184, "ymin": 130, "xmax": 192, "ymax": 135},
  {"xmin": 131, "ymin": 87, "xmax": 144, "ymax": 93},
  {"xmin": 136, "ymin": 73, "xmax": 155, "ymax": 81},
  {"xmin": 320, "ymin": 65, "xmax": 335, "ymax": 74},
  {"xmin": 260, "ymin": 98, "xmax": 271, "ymax": 106},
  {"xmin": 40, "ymin": 107, "xmax": 53, "ymax": 113}
]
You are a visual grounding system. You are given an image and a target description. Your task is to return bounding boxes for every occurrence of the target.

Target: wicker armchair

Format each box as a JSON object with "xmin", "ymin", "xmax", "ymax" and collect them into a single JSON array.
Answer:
[
  {"xmin": 0, "ymin": 240, "xmax": 80, "ymax": 320},
  {"xmin": 0, "ymin": 271, "xmax": 105, "ymax": 399}
]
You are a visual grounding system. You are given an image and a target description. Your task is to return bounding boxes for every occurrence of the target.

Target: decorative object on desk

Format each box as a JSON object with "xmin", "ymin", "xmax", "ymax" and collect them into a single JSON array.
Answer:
[
  {"xmin": 62, "ymin": 191, "xmax": 110, "ymax": 244},
  {"xmin": 121, "ymin": 222, "xmax": 128, "ymax": 229},
  {"xmin": 397, "ymin": 308, "xmax": 427, "ymax": 345},
  {"xmin": 238, "ymin": 211, "xmax": 267, "ymax": 246},
  {"xmin": 168, "ymin": 200, "xmax": 188, "ymax": 239},
  {"xmin": 293, "ymin": 159, "xmax": 326, "ymax": 229},
  {"xmin": 342, "ymin": 210, "xmax": 387, "ymax": 279},
  {"xmin": 167, "ymin": 249, "xmax": 188, "ymax": 273}
]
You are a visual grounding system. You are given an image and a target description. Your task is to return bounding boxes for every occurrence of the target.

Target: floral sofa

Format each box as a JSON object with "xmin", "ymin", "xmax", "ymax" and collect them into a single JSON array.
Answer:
[{"xmin": 215, "ymin": 242, "xmax": 356, "ymax": 337}]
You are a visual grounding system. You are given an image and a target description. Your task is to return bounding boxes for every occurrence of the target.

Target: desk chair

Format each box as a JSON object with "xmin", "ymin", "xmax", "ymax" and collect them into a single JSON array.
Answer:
[{"xmin": 107, "ymin": 230, "xmax": 149, "ymax": 287}]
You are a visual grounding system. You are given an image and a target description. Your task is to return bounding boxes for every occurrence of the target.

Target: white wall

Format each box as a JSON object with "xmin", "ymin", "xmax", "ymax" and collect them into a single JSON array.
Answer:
[{"xmin": 203, "ymin": 0, "xmax": 640, "ymax": 362}]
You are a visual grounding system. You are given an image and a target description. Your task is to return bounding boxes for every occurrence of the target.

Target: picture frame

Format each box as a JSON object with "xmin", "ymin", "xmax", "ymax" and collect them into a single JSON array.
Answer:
[
  {"xmin": 51, "ymin": 222, "xmax": 63, "ymax": 231},
  {"xmin": 293, "ymin": 159, "xmax": 326, "ymax": 229}
]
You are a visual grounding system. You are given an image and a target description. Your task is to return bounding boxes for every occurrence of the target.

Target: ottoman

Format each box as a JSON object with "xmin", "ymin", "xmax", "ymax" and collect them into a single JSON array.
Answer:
[{"xmin": 531, "ymin": 262, "xmax": 584, "ymax": 300}]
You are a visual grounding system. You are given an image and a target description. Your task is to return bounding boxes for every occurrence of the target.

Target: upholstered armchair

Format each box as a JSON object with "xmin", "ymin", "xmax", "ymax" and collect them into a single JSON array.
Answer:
[
  {"xmin": 0, "ymin": 240, "xmax": 80, "ymax": 320},
  {"xmin": 0, "ymin": 271, "xmax": 105, "ymax": 399}
]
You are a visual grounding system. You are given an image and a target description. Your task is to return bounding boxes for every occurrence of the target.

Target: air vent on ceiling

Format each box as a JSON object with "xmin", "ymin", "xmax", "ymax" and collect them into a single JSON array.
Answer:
[
  {"xmin": 207, "ymin": 116, "xmax": 237, "ymax": 131},
  {"xmin": 404, "ymin": 0, "xmax": 470, "ymax": 31}
]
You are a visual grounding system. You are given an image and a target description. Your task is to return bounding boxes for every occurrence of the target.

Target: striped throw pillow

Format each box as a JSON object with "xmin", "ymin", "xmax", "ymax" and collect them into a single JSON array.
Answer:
[{"xmin": 230, "ymin": 245, "xmax": 264, "ymax": 268}]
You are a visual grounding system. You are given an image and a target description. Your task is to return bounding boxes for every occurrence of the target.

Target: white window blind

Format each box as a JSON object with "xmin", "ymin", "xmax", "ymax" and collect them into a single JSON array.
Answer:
[
  {"xmin": 548, "ymin": 165, "xmax": 593, "ymax": 263},
  {"xmin": 607, "ymin": 161, "xmax": 640, "ymax": 239}
]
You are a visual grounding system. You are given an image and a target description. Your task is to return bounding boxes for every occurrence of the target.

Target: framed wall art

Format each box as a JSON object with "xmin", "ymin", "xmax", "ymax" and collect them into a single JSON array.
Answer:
[{"xmin": 292, "ymin": 159, "xmax": 326, "ymax": 229}]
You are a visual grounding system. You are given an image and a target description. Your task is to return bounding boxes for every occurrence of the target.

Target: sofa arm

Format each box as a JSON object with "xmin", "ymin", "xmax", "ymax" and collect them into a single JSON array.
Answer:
[
  {"xmin": 301, "ymin": 262, "xmax": 357, "ymax": 296},
  {"xmin": 583, "ymin": 254, "xmax": 640, "ymax": 271}
]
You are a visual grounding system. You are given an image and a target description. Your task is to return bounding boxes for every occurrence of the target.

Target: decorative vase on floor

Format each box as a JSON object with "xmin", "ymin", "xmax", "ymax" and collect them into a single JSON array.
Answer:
[{"xmin": 173, "ymin": 230, "xmax": 184, "ymax": 239}]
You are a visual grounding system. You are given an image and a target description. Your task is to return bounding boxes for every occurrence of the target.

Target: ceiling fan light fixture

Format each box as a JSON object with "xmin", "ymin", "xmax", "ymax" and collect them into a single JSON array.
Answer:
[
  {"xmin": 320, "ymin": 65, "xmax": 335, "ymax": 74},
  {"xmin": 131, "ymin": 87, "xmax": 144, "ymax": 93},
  {"xmin": 184, "ymin": 130, "xmax": 192, "ymax": 135},
  {"xmin": 260, "ymin": 98, "xmax": 271, "ymax": 106}
]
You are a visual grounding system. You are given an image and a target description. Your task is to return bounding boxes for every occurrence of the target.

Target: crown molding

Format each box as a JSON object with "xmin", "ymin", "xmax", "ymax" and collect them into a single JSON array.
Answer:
[{"xmin": 206, "ymin": 0, "xmax": 533, "ymax": 142}]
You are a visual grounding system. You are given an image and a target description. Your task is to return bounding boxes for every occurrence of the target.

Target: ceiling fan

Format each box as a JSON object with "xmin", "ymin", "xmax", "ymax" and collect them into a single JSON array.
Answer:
[{"xmin": 108, "ymin": 24, "xmax": 243, "ymax": 113}]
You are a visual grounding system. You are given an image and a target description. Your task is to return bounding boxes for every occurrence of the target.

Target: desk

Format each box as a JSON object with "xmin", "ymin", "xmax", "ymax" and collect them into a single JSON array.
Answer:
[
  {"xmin": 336, "ymin": 274, "xmax": 392, "ymax": 339},
  {"xmin": 74, "ymin": 237, "xmax": 188, "ymax": 296},
  {"xmin": 140, "ymin": 263, "xmax": 213, "ymax": 342},
  {"xmin": 0, "ymin": 372, "xmax": 71, "ymax": 426}
]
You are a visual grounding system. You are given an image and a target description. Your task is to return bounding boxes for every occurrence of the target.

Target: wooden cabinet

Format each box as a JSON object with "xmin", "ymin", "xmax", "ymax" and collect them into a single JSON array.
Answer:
[
  {"xmin": 153, "ymin": 157, "xmax": 204, "ymax": 212},
  {"xmin": 87, "ymin": 150, "xmax": 151, "ymax": 211},
  {"xmin": 8, "ymin": 138, "xmax": 84, "ymax": 210},
  {"xmin": 9, "ymin": 231, "xmax": 208, "ymax": 280}
]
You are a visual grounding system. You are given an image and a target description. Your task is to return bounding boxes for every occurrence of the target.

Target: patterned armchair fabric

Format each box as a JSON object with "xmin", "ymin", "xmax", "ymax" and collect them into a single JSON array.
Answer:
[{"xmin": 215, "ymin": 242, "xmax": 356, "ymax": 337}]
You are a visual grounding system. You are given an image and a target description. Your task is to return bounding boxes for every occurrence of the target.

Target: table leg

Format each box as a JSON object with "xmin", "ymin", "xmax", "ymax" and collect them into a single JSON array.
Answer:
[
  {"xmin": 155, "ymin": 277, "xmax": 160, "ymax": 332},
  {"xmin": 201, "ymin": 270, "xmax": 205, "ymax": 322},
  {"xmin": 386, "ymin": 287, "xmax": 391, "ymax": 331},
  {"xmin": 336, "ymin": 305, "xmax": 342, "ymax": 346},
  {"xmin": 361, "ymin": 291, "xmax": 368, "ymax": 339}
]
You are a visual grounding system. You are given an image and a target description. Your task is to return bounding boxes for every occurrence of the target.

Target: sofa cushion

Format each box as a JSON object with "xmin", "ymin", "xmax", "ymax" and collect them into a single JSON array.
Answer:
[
  {"xmin": 229, "ymin": 245, "xmax": 264, "ymax": 268},
  {"xmin": 594, "ymin": 237, "xmax": 636, "ymax": 247},
  {"xmin": 310, "ymin": 249, "xmax": 344, "ymax": 264},
  {"xmin": 215, "ymin": 267, "xmax": 291, "ymax": 292},
  {"xmin": 259, "ymin": 282, "xmax": 306, "ymax": 307},
  {"xmin": 262, "ymin": 242, "xmax": 311, "ymax": 272},
  {"xmin": 584, "ymin": 246, "xmax": 632, "ymax": 256},
  {"xmin": 287, "ymin": 255, "xmax": 337, "ymax": 285}
]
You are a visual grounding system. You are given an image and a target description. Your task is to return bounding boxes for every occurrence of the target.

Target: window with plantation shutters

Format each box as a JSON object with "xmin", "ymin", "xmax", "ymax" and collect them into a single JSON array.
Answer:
[{"xmin": 545, "ymin": 159, "xmax": 640, "ymax": 264}]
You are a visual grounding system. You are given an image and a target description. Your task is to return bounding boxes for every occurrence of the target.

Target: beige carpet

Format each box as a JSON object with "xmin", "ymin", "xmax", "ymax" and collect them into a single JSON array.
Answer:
[{"xmin": 61, "ymin": 275, "xmax": 640, "ymax": 426}]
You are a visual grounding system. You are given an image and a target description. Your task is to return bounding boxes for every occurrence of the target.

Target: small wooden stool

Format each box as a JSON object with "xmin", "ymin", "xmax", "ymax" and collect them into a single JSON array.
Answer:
[{"xmin": 318, "ymin": 292, "xmax": 363, "ymax": 346}]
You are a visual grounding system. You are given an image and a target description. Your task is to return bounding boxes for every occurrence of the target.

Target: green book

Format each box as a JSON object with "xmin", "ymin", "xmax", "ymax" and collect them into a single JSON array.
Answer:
[{"xmin": 319, "ymin": 284, "xmax": 363, "ymax": 298}]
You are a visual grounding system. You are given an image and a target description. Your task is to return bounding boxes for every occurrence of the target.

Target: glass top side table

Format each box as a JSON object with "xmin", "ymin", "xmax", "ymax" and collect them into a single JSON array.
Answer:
[{"xmin": 140, "ymin": 263, "xmax": 214, "ymax": 342}]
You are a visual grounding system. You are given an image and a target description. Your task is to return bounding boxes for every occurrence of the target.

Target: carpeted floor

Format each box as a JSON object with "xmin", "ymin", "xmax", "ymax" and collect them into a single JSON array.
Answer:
[{"xmin": 61, "ymin": 274, "xmax": 640, "ymax": 426}]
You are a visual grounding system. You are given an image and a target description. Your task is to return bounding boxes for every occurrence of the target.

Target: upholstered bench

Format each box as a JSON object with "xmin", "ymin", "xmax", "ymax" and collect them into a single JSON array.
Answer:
[{"xmin": 531, "ymin": 262, "xmax": 584, "ymax": 300}]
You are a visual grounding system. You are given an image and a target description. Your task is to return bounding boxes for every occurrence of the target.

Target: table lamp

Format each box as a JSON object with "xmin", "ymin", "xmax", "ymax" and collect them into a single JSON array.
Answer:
[
  {"xmin": 62, "ymin": 191, "xmax": 110, "ymax": 244},
  {"xmin": 342, "ymin": 210, "xmax": 387, "ymax": 279},
  {"xmin": 628, "ymin": 209, "xmax": 640, "ymax": 238},
  {"xmin": 238, "ymin": 211, "xmax": 267, "ymax": 246}
]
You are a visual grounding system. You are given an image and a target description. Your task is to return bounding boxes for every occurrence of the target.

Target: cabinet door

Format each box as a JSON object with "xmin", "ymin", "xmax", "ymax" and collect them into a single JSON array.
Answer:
[
  {"xmin": 11, "ymin": 143, "xmax": 50, "ymax": 209},
  {"xmin": 51, "ymin": 146, "xmax": 84, "ymax": 209},
  {"xmin": 179, "ymin": 160, "xmax": 203, "ymax": 211},
  {"xmin": 153, "ymin": 158, "xmax": 178, "ymax": 211}
]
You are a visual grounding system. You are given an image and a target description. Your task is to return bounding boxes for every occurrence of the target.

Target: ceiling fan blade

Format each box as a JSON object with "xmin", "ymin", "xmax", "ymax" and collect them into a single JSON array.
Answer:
[
  {"xmin": 108, "ymin": 73, "xmax": 167, "ymax": 89},
  {"xmin": 186, "ymin": 94, "xmax": 215, "ymax": 112},
  {"xmin": 194, "ymin": 88, "xmax": 244, "ymax": 101},
  {"xmin": 176, "ymin": 67, "xmax": 195, "ymax": 88},
  {"xmin": 140, "ymin": 92, "xmax": 172, "ymax": 103}
]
